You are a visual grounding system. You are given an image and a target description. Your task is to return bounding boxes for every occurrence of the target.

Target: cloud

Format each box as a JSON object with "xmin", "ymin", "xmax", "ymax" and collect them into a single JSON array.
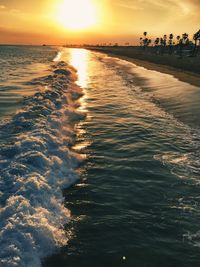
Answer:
[
  {"xmin": 116, "ymin": 0, "xmax": 200, "ymax": 16},
  {"xmin": 10, "ymin": 9, "xmax": 21, "ymax": 13},
  {"xmin": 116, "ymin": 1, "xmax": 143, "ymax": 11},
  {"xmin": 0, "ymin": 5, "xmax": 5, "ymax": 9}
]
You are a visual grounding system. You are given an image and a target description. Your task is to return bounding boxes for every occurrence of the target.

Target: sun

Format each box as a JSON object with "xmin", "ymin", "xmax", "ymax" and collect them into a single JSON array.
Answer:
[{"xmin": 57, "ymin": 0, "xmax": 97, "ymax": 31}]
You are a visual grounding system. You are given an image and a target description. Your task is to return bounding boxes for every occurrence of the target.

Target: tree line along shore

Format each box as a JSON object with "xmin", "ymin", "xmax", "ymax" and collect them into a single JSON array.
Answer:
[{"xmin": 83, "ymin": 30, "xmax": 200, "ymax": 75}]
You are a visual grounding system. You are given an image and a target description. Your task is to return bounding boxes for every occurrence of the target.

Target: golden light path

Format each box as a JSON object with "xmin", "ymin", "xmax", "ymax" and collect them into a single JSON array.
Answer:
[
  {"xmin": 57, "ymin": 0, "xmax": 97, "ymax": 31},
  {"xmin": 70, "ymin": 49, "xmax": 89, "ymax": 88},
  {"xmin": 69, "ymin": 49, "xmax": 91, "ymax": 154}
]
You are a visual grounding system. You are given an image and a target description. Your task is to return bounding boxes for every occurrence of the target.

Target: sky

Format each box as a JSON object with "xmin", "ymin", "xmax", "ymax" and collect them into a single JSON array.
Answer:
[{"xmin": 0, "ymin": 0, "xmax": 200, "ymax": 45}]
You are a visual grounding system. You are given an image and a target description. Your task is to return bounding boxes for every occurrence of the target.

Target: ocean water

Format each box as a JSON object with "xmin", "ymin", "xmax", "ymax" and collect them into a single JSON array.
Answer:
[
  {"xmin": 1, "ymin": 46, "xmax": 200, "ymax": 267},
  {"xmin": 0, "ymin": 46, "xmax": 85, "ymax": 267}
]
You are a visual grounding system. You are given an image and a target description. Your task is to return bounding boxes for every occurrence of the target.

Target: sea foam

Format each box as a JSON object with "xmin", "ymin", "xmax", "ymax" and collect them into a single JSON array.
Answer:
[{"xmin": 0, "ymin": 61, "xmax": 85, "ymax": 267}]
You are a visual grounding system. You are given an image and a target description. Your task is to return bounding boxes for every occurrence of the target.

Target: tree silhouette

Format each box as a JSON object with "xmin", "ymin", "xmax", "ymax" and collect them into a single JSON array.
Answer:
[
  {"xmin": 176, "ymin": 35, "xmax": 181, "ymax": 44},
  {"xmin": 182, "ymin": 33, "xmax": 189, "ymax": 45},
  {"xmin": 140, "ymin": 32, "xmax": 151, "ymax": 50},
  {"xmin": 139, "ymin": 29, "xmax": 200, "ymax": 58},
  {"xmin": 168, "ymin": 34, "xmax": 174, "ymax": 54},
  {"xmin": 192, "ymin": 29, "xmax": 200, "ymax": 56},
  {"xmin": 163, "ymin": 35, "xmax": 167, "ymax": 47}
]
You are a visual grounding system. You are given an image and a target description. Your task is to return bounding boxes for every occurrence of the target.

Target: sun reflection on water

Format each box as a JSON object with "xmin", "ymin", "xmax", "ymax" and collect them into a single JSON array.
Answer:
[
  {"xmin": 69, "ymin": 48, "xmax": 89, "ymax": 88},
  {"xmin": 69, "ymin": 49, "xmax": 91, "ymax": 156}
]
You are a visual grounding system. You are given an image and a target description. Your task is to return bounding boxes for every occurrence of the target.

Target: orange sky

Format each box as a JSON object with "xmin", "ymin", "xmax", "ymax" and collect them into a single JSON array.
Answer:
[{"xmin": 0, "ymin": 0, "xmax": 199, "ymax": 45}]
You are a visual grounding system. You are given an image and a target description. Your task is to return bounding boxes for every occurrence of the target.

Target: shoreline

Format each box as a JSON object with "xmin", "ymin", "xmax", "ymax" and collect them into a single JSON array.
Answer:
[{"xmin": 87, "ymin": 48, "xmax": 200, "ymax": 87}]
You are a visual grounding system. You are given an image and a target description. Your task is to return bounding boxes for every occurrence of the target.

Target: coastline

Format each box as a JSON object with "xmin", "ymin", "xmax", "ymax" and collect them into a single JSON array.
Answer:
[{"xmin": 87, "ymin": 47, "xmax": 200, "ymax": 87}]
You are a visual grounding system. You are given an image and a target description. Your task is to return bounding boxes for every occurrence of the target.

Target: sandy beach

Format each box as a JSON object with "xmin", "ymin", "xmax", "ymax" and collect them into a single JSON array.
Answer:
[{"xmin": 87, "ymin": 47, "xmax": 200, "ymax": 87}]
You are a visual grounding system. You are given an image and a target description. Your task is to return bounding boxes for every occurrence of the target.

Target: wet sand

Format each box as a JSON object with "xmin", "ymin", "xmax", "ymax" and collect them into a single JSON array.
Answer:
[{"xmin": 87, "ymin": 47, "xmax": 200, "ymax": 87}]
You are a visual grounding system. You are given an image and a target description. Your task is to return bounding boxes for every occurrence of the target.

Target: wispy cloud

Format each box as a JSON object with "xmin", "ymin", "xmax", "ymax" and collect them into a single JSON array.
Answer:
[
  {"xmin": 10, "ymin": 9, "xmax": 21, "ymax": 14},
  {"xmin": 116, "ymin": 0, "xmax": 199, "ymax": 16},
  {"xmin": 147, "ymin": 0, "xmax": 195, "ymax": 15},
  {"xmin": 116, "ymin": 1, "xmax": 143, "ymax": 11}
]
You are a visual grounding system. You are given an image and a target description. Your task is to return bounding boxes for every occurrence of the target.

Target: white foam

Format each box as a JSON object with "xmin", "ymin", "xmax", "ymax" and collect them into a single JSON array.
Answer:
[{"xmin": 0, "ymin": 60, "xmax": 85, "ymax": 266}]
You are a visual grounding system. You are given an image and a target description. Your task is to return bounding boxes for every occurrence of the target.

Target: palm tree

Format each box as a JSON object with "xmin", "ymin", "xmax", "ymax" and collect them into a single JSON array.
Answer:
[
  {"xmin": 143, "ymin": 32, "xmax": 148, "ymax": 48},
  {"xmin": 182, "ymin": 33, "xmax": 189, "ymax": 45},
  {"xmin": 163, "ymin": 35, "xmax": 167, "ymax": 47},
  {"xmin": 175, "ymin": 35, "xmax": 181, "ymax": 56},
  {"xmin": 176, "ymin": 35, "xmax": 181, "ymax": 44},
  {"xmin": 192, "ymin": 29, "xmax": 200, "ymax": 56},
  {"xmin": 154, "ymin": 38, "xmax": 159, "ymax": 45},
  {"xmin": 154, "ymin": 37, "xmax": 160, "ymax": 54},
  {"xmin": 140, "ymin": 32, "xmax": 150, "ymax": 50},
  {"xmin": 168, "ymin": 33, "xmax": 174, "ymax": 54},
  {"xmin": 159, "ymin": 35, "xmax": 167, "ymax": 54},
  {"xmin": 169, "ymin": 34, "xmax": 174, "ymax": 45}
]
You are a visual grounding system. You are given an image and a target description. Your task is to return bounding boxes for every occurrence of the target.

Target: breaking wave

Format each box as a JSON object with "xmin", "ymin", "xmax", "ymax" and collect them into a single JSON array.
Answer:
[{"xmin": 0, "ymin": 60, "xmax": 85, "ymax": 267}]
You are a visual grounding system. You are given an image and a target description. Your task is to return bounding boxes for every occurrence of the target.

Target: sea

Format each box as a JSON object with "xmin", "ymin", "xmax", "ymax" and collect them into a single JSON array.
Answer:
[{"xmin": 0, "ymin": 45, "xmax": 200, "ymax": 267}]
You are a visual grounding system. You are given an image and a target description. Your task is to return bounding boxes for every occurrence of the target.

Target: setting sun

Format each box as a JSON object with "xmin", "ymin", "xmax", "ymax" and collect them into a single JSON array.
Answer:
[{"xmin": 57, "ymin": 0, "xmax": 97, "ymax": 31}]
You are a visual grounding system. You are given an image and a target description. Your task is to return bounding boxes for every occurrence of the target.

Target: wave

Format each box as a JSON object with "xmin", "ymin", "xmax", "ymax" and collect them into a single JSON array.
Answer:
[{"xmin": 0, "ymin": 61, "xmax": 85, "ymax": 267}]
